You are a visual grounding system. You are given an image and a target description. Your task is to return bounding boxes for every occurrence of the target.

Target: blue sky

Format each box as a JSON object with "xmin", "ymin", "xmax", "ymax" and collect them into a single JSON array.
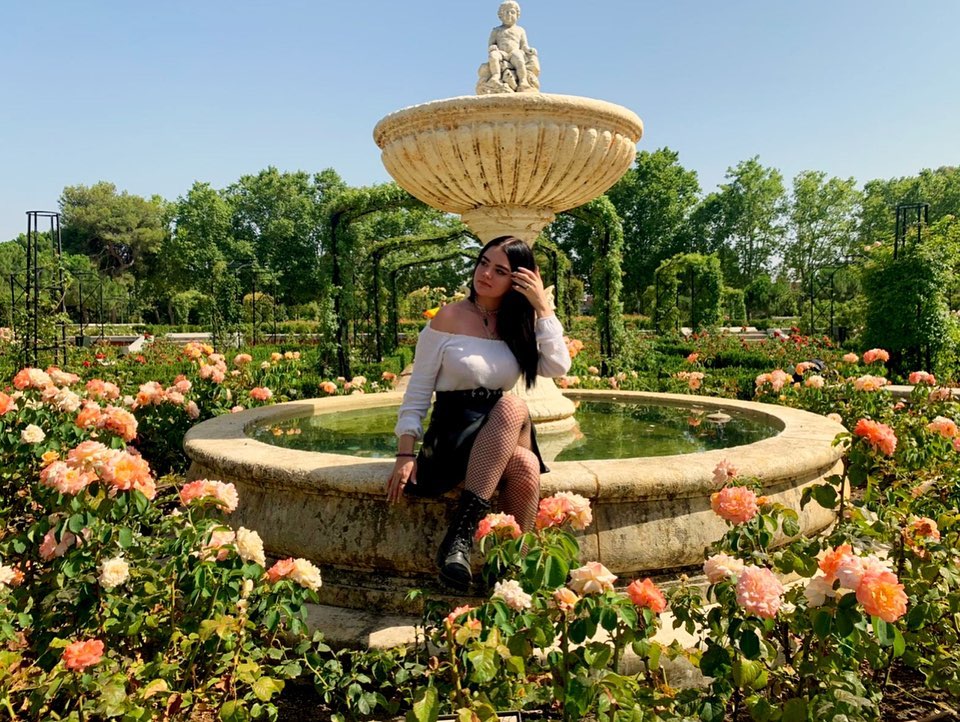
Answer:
[{"xmin": 2, "ymin": 0, "xmax": 958, "ymax": 242}]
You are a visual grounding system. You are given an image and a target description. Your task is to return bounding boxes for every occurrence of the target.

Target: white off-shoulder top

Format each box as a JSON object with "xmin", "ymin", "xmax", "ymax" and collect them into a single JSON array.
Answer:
[{"xmin": 394, "ymin": 315, "xmax": 572, "ymax": 440}]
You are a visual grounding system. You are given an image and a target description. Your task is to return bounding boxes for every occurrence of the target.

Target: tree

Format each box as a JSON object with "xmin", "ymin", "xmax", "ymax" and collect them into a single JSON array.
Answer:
[
  {"xmin": 713, "ymin": 157, "xmax": 787, "ymax": 286},
  {"xmin": 784, "ymin": 171, "xmax": 861, "ymax": 288},
  {"xmin": 59, "ymin": 182, "xmax": 168, "ymax": 278},
  {"xmin": 606, "ymin": 148, "xmax": 701, "ymax": 311},
  {"xmin": 224, "ymin": 167, "xmax": 345, "ymax": 305},
  {"xmin": 859, "ymin": 166, "xmax": 960, "ymax": 246}
]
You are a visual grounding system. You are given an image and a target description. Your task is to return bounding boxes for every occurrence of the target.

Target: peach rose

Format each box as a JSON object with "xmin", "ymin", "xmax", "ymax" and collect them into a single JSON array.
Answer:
[
  {"xmin": 626, "ymin": 578, "xmax": 667, "ymax": 613},
  {"xmin": 842, "ymin": 353, "xmax": 859, "ymax": 364},
  {"xmin": 712, "ymin": 459, "xmax": 738, "ymax": 486},
  {"xmin": 925, "ymin": 415, "xmax": 958, "ymax": 438},
  {"xmin": 179, "ymin": 479, "xmax": 239, "ymax": 513},
  {"xmin": 703, "ymin": 553, "xmax": 746, "ymax": 584},
  {"xmin": 908, "ymin": 371, "xmax": 936, "ymax": 386},
  {"xmin": 819, "ymin": 544, "xmax": 854, "ymax": 583},
  {"xmin": 710, "ymin": 486, "xmax": 759, "ymax": 525},
  {"xmin": 493, "ymin": 579, "xmax": 533, "ymax": 611},
  {"xmin": 0, "ymin": 391, "xmax": 18, "ymax": 416},
  {"xmin": 857, "ymin": 571, "xmax": 907, "ymax": 622},
  {"xmin": 552, "ymin": 587, "xmax": 579, "ymax": 613},
  {"xmin": 249, "ymin": 387, "xmax": 273, "ymax": 402},
  {"xmin": 862, "ymin": 348, "xmax": 890, "ymax": 364},
  {"xmin": 735, "ymin": 566, "xmax": 784, "ymax": 619},
  {"xmin": 475, "ymin": 512, "xmax": 522, "ymax": 541},
  {"xmin": 62, "ymin": 639, "xmax": 104, "ymax": 670},
  {"xmin": 853, "ymin": 418, "xmax": 897, "ymax": 456},
  {"xmin": 805, "ymin": 375, "xmax": 825, "ymax": 389}
]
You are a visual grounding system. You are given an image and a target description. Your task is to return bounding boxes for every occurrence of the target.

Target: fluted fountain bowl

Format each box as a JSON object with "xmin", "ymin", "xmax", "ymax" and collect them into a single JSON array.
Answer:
[{"xmin": 373, "ymin": 94, "xmax": 643, "ymax": 243}]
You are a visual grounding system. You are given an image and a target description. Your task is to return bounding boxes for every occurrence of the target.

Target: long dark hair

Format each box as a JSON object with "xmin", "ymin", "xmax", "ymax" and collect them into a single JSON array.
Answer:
[{"xmin": 469, "ymin": 236, "xmax": 538, "ymax": 389}]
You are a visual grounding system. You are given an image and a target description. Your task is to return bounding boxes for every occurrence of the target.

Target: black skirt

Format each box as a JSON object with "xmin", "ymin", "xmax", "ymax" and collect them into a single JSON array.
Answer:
[{"xmin": 406, "ymin": 388, "xmax": 549, "ymax": 498}]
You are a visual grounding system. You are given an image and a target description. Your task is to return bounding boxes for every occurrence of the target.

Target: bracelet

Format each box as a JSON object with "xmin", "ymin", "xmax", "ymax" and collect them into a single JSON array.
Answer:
[{"xmin": 395, "ymin": 452, "xmax": 417, "ymax": 458}]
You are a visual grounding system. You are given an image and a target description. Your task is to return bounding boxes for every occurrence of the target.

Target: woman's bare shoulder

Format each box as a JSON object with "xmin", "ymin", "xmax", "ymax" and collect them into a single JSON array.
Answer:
[{"xmin": 430, "ymin": 301, "xmax": 469, "ymax": 334}]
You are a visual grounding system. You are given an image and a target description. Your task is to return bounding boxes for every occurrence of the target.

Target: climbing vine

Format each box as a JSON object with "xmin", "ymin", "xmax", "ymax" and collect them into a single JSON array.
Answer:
[
  {"xmin": 532, "ymin": 236, "xmax": 574, "ymax": 328},
  {"xmin": 653, "ymin": 253, "xmax": 724, "ymax": 333},
  {"xmin": 563, "ymin": 196, "xmax": 625, "ymax": 371},
  {"xmin": 322, "ymin": 184, "xmax": 430, "ymax": 377}
]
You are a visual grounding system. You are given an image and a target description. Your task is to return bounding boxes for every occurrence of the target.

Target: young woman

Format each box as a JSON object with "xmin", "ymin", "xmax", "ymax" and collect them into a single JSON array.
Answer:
[{"xmin": 385, "ymin": 236, "xmax": 572, "ymax": 591}]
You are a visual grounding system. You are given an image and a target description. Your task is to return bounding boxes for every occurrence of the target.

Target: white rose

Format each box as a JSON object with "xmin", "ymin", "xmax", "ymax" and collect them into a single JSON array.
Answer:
[
  {"xmin": 235, "ymin": 527, "xmax": 266, "ymax": 567},
  {"xmin": 290, "ymin": 558, "xmax": 322, "ymax": 591},
  {"xmin": 99, "ymin": 556, "xmax": 130, "ymax": 590},
  {"xmin": 21, "ymin": 424, "xmax": 46, "ymax": 444},
  {"xmin": 492, "ymin": 579, "xmax": 532, "ymax": 611}
]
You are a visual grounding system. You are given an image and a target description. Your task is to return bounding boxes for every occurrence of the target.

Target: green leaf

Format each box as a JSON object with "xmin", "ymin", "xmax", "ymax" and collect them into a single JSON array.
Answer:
[
  {"xmin": 872, "ymin": 616, "xmax": 894, "ymax": 646},
  {"xmin": 67, "ymin": 513, "xmax": 85, "ymax": 533},
  {"xmin": 739, "ymin": 628, "xmax": 761, "ymax": 659},
  {"xmin": 408, "ymin": 686, "xmax": 438, "ymax": 722},
  {"xmin": 466, "ymin": 646, "xmax": 498, "ymax": 683},
  {"xmin": 782, "ymin": 697, "xmax": 807, "ymax": 722},
  {"xmin": 583, "ymin": 642, "xmax": 612, "ymax": 668},
  {"xmin": 251, "ymin": 676, "xmax": 284, "ymax": 702},
  {"xmin": 699, "ymin": 644, "xmax": 730, "ymax": 677},
  {"xmin": 118, "ymin": 527, "xmax": 134, "ymax": 548},
  {"xmin": 811, "ymin": 483, "xmax": 838, "ymax": 509},
  {"xmin": 219, "ymin": 700, "xmax": 249, "ymax": 722},
  {"xmin": 812, "ymin": 610, "xmax": 832, "ymax": 638},
  {"xmin": 893, "ymin": 627, "xmax": 906, "ymax": 657},
  {"xmin": 543, "ymin": 552, "xmax": 569, "ymax": 588}
]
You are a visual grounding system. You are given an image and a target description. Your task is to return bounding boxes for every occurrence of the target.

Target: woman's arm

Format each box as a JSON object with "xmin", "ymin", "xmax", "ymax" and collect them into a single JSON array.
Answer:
[
  {"xmin": 536, "ymin": 315, "xmax": 572, "ymax": 378},
  {"xmin": 393, "ymin": 324, "xmax": 445, "ymax": 440}
]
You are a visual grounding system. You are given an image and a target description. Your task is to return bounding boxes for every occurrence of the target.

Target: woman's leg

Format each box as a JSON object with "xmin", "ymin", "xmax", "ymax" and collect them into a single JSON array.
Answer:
[
  {"xmin": 436, "ymin": 395, "xmax": 536, "ymax": 590},
  {"xmin": 497, "ymin": 447, "xmax": 541, "ymax": 531},
  {"xmin": 463, "ymin": 395, "xmax": 533, "ymax": 500}
]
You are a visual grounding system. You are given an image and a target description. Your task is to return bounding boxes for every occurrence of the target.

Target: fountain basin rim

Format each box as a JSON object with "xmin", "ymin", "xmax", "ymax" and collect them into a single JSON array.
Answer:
[
  {"xmin": 373, "ymin": 93, "xmax": 644, "ymax": 148},
  {"xmin": 183, "ymin": 390, "xmax": 846, "ymax": 504}
]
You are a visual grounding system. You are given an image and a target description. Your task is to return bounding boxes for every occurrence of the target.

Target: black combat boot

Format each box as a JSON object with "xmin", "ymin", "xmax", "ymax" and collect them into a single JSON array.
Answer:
[{"xmin": 436, "ymin": 490, "xmax": 491, "ymax": 592}]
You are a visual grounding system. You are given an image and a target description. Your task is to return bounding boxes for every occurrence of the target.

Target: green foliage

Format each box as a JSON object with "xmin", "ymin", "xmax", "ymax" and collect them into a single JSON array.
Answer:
[
  {"xmin": 722, "ymin": 286, "xmax": 746, "ymax": 326},
  {"xmin": 564, "ymin": 196, "xmax": 626, "ymax": 371},
  {"xmin": 711, "ymin": 157, "xmax": 787, "ymax": 286},
  {"xmin": 653, "ymin": 252, "xmax": 724, "ymax": 332},
  {"xmin": 860, "ymin": 230, "xmax": 956, "ymax": 374},
  {"xmin": 784, "ymin": 171, "xmax": 861, "ymax": 289},
  {"xmin": 606, "ymin": 148, "xmax": 701, "ymax": 311},
  {"xmin": 60, "ymin": 181, "xmax": 168, "ymax": 278}
]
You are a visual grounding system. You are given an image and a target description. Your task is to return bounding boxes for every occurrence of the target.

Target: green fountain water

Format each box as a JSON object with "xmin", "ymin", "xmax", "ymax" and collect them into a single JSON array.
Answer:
[{"xmin": 250, "ymin": 400, "xmax": 777, "ymax": 461}]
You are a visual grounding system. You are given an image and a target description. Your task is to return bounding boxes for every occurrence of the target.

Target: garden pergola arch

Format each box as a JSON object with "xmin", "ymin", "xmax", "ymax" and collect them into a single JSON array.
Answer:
[
  {"xmin": 386, "ymin": 248, "xmax": 481, "ymax": 351},
  {"xmin": 367, "ymin": 228, "xmax": 473, "ymax": 361}
]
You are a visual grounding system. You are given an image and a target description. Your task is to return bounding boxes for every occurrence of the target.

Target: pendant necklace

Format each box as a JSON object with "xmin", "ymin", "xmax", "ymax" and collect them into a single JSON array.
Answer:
[{"xmin": 473, "ymin": 300, "xmax": 499, "ymax": 338}]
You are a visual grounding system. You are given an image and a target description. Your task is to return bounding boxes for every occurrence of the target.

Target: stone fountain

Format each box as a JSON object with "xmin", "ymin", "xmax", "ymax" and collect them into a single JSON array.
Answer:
[
  {"xmin": 373, "ymin": 1, "xmax": 643, "ymax": 433},
  {"xmin": 184, "ymin": 4, "xmax": 842, "ymax": 622}
]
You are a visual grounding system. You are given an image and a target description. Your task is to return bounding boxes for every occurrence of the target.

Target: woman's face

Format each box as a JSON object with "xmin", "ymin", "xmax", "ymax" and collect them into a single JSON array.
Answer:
[{"xmin": 473, "ymin": 245, "xmax": 514, "ymax": 298}]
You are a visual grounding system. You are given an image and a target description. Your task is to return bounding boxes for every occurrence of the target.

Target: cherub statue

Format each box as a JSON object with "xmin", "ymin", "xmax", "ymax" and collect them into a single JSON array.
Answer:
[{"xmin": 476, "ymin": 1, "xmax": 540, "ymax": 94}]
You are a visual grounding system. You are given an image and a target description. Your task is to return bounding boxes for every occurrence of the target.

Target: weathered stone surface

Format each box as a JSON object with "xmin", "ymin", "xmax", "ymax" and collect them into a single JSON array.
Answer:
[
  {"xmin": 184, "ymin": 390, "xmax": 845, "ymax": 613},
  {"xmin": 373, "ymin": 94, "xmax": 643, "ymax": 243}
]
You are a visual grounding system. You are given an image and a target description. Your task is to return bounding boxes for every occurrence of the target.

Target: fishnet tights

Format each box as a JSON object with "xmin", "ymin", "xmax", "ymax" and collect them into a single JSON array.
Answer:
[{"xmin": 464, "ymin": 395, "xmax": 541, "ymax": 532}]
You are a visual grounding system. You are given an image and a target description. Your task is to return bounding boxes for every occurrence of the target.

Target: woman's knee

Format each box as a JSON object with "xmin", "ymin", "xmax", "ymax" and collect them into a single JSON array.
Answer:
[
  {"xmin": 505, "ymin": 448, "xmax": 540, "ymax": 485},
  {"xmin": 491, "ymin": 394, "xmax": 529, "ymax": 426}
]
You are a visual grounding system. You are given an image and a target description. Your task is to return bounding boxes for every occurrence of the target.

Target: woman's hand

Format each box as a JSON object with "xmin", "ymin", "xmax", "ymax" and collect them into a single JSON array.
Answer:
[
  {"xmin": 512, "ymin": 266, "xmax": 551, "ymax": 316},
  {"xmin": 386, "ymin": 457, "xmax": 417, "ymax": 504}
]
